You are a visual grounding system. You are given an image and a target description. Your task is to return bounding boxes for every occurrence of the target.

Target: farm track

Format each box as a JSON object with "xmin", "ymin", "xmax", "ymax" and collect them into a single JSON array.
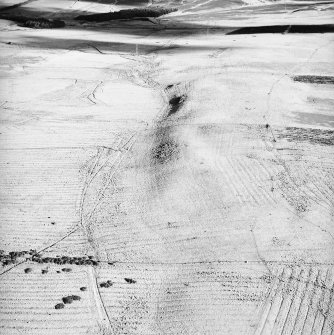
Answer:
[{"xmin": 255, "ymin": 265, "xmax": 334, "ymax": 335}]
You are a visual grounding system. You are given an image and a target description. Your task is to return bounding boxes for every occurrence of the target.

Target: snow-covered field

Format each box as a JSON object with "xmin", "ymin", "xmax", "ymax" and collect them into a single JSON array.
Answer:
[{"xmin": 0, "ymin": 1, "xmax": 333, "ymax": 334}]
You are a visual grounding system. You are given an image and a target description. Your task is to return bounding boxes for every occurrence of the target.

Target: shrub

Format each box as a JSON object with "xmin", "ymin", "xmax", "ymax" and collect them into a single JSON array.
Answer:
[
  {"xmin": 55, "ymin": 303, "xmax": 65, "ymax": 309},
  {"xmin": 62, "ymin": 296, "xmax": 73, "ymax": 304},
  {"xmin": 70, "ymin": 295, "xmax": 81, "ymax": 301},
  {"xmin": 124, "ymin": 278, "xmax": 136, "ymax": 284},
  {"xmin": 23, "ymin": 18, "xmax": 65, "ymax": 29}
]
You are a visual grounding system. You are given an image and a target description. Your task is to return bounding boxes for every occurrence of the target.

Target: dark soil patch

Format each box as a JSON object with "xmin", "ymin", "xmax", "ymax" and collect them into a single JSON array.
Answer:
[
  {"xmin": 276, "ymin": 127, "xmax": 334, "ymax": 146},
  {"xmin": 152, "ymin": 123, "xmax": 180, "ymax": 166},
  {"xmin": 228, "ymin": 24, "xmax": 334, "ymax": 35},
  {"xmin": 152, "ymin": 139, "xmax": 179, "ymax": 164},
  {"xmin": 75, "ymin": 7, "xmax": 177, "ymax": 22},
  {"xmin": 55, "ymin": 303, "xmax": 65, "ymax": 310},
  {"xmin": 124, "ymin": 278, "xmax": 136, "ymax": 284},
  {"xmin": 168, "ymin": 95, "xmax": 186, "ymax": 117},
  {"xmin": 41, "ymin": 269, "xmax": 48, "ymax": 274},
  {"xmin": 293, "ymin": 75, "xmax": 334, "ymax": 84}
]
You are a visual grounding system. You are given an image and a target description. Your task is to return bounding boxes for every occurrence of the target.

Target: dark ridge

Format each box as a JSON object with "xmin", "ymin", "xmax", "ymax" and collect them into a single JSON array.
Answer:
[
  {"xmin": 168, "ymin": 95, "xmax": 186, "ymax": 117},
  {"xmin": 75, "ymin": 7, "xmax": 177, "ymax": 22},
  {"xmin": 0, "ymin": 14, "xmax": 65, "ymax": 28},
  {"xmin": 0, "ymin": 0, "xmax": 36, "ymax": 12},
  {"xmin": 0, "ymin": 4, "xmax": 22, "ymax": 12},
  {"xmin": 228, "ymin": 24, "xmax": 334, "ymax": 35},
  {"xmin": 293, "ymin": 75, "xmax": 334, "ymax": 84},
  {"xmin": 289, "ymin": 25, "xmax": 334, "ymax": 33},
  {"xmin": 152, "ymin": 44, "xmax": 181, "ymax": 53},
  {"xmin": 276, "ymin": 127, "xmax": 334, "ymax": 146}
]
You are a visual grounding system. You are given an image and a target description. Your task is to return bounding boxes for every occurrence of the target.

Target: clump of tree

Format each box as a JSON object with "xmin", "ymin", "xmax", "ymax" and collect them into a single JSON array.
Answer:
[
  {"xmin": 22, "ymin": 18, "xmax": 65, "ymax": 28},
  {"xmin": 0, "ymin": 15, "xmax": 65, "ymax": 28},
  {"xmin": 100, "ymin": 280, "xmax": 113, "ymax": 288}
]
